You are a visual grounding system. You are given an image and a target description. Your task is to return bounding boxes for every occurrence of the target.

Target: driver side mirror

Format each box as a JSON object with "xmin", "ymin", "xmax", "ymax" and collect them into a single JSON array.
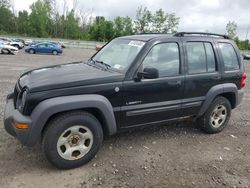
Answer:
[{"xmin": 137, "ymin": 67, "xmax": 159, "ymax": 80}]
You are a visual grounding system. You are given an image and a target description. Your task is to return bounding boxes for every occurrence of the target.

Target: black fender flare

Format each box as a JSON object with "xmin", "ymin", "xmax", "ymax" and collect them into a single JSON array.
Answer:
[
  {"xmin": 28, "ymin": 94, "xmax": 117, "ymax": 146},
  {"xmin": 197, "ymin": 83, "xmax": 238, "ymax": 117}
]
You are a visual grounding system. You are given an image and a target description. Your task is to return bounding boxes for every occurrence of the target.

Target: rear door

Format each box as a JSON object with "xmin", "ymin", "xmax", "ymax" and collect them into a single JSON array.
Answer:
[{"xmin": 181, "ymin": 38, "xmax": 222, "ymax": 116}]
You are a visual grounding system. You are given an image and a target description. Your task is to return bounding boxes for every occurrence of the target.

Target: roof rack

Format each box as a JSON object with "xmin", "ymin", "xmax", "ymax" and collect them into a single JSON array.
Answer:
[{"xmin": 174, "ymin": 32, "xmax": 230, "ymax": 39}]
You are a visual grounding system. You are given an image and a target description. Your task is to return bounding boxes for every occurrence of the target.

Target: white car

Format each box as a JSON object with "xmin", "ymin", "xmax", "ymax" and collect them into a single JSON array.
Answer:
[
  {"xmin": 0, "ymin": 43, "xmax": 19, "ymax": 55},
  {"xmin": 0, "ymin": 37, "xmax": 24, "ymax": 49},
  {"xmin": 24, "ymin": 39, "xmax": 33, "ymax": 46}
]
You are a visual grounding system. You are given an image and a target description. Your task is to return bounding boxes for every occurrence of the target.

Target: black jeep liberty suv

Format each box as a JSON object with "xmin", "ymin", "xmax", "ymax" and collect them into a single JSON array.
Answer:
[{"xmin": 4, "ymin": 32, "xmax": 246, "ymax": 169}]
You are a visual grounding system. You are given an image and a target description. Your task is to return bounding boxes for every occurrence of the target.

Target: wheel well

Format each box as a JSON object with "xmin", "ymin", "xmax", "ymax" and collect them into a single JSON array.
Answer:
[
  {"xmin": 41, "ymin": 108, "xmax": 109, "ymax": 138},
  {"xmin": 220, "ymin": 92, "xmax": 236, "ymax": 109}
]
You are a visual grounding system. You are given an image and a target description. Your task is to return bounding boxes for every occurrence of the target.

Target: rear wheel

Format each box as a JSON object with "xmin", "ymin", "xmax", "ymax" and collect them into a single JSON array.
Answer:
[
  {"xmin": 198, "ymin": 96, "xmax": 231, "ymax": 134},
  {"xmin": 42, "ymin": 111, "xmax": 103, "ymax": 169},
  {"xmin": 52, "ymin": 50, "xmax": 58, "ymax": 55}
]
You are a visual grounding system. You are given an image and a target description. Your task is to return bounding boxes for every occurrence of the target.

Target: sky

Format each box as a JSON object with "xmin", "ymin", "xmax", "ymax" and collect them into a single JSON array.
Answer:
[{"xmin": 13, "ymin": 0, "xmax": 250, "ymax": 40}]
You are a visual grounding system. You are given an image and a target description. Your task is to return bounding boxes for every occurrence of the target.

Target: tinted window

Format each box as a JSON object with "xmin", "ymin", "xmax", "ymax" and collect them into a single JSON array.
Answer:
[
  {"xmin": 143, "ymin": 43, "xmax": 180, "ymax": 77},
  {"xmin": 38, "ymin": 44, "xmax": 46, "ymax": 48},
  {"xmin": 204, "ymin": 43, "xmax": 216, "ymax": 72},
  {"xmin": 219, "ymin": 43, "xmax": 239, "ymax": 71},
  {"xmin": 48, "ymin": 44, "xmax": 55, "ymax": 48},
  {"xmin": 186, "ymin": 42, "xmax": 207, "ymax": 74},
  {"xmin": 186, "ymin": 42, "xmax": 216, "ymax": 74}
]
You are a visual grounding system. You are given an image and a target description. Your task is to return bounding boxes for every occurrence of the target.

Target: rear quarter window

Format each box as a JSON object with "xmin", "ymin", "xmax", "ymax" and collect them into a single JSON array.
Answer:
[{"xmin": 219, "ymin": 43, "xmax": 239, "ymax": 71}]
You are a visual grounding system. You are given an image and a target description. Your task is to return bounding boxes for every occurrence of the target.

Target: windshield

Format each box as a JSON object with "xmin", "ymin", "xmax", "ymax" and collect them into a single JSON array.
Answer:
[{"xmin": 92, "ymin": 39, "xmax": 145, "ymax": 71}]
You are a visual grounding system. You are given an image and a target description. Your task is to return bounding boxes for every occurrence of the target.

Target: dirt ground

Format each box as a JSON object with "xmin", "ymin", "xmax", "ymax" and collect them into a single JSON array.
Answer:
[{"xmin": 0, "ymin": 49, "xmax": 249, "ymax": 188}]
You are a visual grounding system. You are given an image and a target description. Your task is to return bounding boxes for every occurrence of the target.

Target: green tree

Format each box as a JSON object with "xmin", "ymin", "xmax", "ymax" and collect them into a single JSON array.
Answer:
[
  {"xmin": 17, "ymin": 10, "xmax": 30, "ymax": 35},
  {"xmin": 89, "ymin": 16, "xmax": 114, "ymax": 41},
  {"xmin": 113, "ymin": 16, "xmax": 133, "ymax": 37},
  {"xmin": 152, "ymin": 9, "xmax": 179, "ymax": 33},
  {"xmin": 64, "ymin": 10, "xmax": 80, "ymax": 39},
  {"xmin": 29, "ymin": 0, "xmax": 52, "ymax": 37},
  {"xmin": 0, "ymin": 0, "xmax": 9, "ymax": 7},
  {"xmin": 114, "ymin": 16, "xmax": 123, "ymax": 37},
  {"xmin": 164, "ymin": 13, "xmax": 180, "ymax": 33},
  {"xmin": 134, "ymin": 6, "xmax": 152, "ymax": 33},
  {"xmin": 123, "ymin": 16, "xmax": 133, "ymax": 35},
  {"xmin": 0, "ymin": 6, "xmax": 15, "ymax": 33},
  {"xmin": 226, "ymin": 21, "xmax": 237, "ymax": 39},
  {"xmin": 152, "ymin": 9, "xmax": 166, "ymax": 32}
]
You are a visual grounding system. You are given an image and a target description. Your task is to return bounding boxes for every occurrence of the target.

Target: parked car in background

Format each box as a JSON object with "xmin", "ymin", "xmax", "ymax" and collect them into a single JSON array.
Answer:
[
  {"xmin": 242, "ymin": 53, "xmax": 250, "ymax": 60},
  {"xmin": 0, "ymin": 43, "xmax": 18, "ymax": 55},
  {"xmin": 0, "ymin": 37, "xmax": 24, "ymax": 49},
  {"xmin": 24, "ymin": 39, "xmax": 33, "ymax": 46},
  {"xmin": 13, "ymin": 39, "xmax": 25, "ymax": 46},
  {"xmin": 13, "ymin": 39, "xmax": 33, "ymax": 46},
  {"xmin": 49, "ymin": 41, "xmax": 66, "ymax": 48},
  {"xmin": 25, "ymin": 42, "xmax": 63, "ymax": 55}
]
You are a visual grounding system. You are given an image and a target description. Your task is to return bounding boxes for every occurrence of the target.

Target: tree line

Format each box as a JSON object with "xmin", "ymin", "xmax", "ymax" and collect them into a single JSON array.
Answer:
[
  {"xmin": 0, "ymin": 0, "xmax": 249, "ymax": 50},
  {"xmin": 226, "ymin": 21, "xmax": 250, "ymax": 51},
  {"xmin": 0, "ymin": 0, "xmax": 179, "ymax": 41}
]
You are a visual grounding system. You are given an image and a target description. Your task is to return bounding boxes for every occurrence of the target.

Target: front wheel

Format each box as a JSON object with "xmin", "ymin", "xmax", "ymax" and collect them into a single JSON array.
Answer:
[
  {"xmin": 42, "ymin": 111, "xmax": 103, "ymax": 169},
  {"xmin": 13, "ymin": 44, "xmax": 20, "ymax": 49},
  {"xmin": 1, "ymin": 48, "xmax": 10, "ymax": 54},
  {"xmin": 197, "ymin": 96, "xmax": 231, "ymax": 134},
  {"xmin": 29, "ymin": 49, "xmax": 35, "ymax": 54}
]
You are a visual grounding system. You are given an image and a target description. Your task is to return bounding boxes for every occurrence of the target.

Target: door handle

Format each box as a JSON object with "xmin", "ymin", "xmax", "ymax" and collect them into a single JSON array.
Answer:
[
  {"xmin": 168, "ymin": 80, "xmax": 181, "ymax": 87},
  {"xmin": 212, "ymin": 75, "xmax": 220, "ymax": 80}
]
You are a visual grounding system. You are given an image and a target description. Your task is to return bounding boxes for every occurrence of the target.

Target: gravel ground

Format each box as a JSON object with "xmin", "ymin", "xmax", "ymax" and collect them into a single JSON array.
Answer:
[{"xmin": 0, "ymin": 49, "xmax": 249, "ymax": 188}]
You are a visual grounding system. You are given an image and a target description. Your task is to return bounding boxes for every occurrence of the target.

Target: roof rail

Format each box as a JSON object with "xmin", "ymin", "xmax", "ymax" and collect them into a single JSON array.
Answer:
[
  {"xmin": 174, "ymin": 32, "xmax": 230, "ymax": 39},
  {"xmin": 138, "ymin": 32, "xmax": 169, "ymax": 35}
]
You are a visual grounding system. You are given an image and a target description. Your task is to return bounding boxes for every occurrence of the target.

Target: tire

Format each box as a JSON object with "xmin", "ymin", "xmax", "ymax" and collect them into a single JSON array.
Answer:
[
  {"xmin": 52, "ymin": 50, "xmax": 58, "ymax": 55},
  {"xmin": 197, "ymin": 96, "xmax": 231, "ymax": 134},
  {"xmin": 13, "ymin": 44, "xmax": 20, "ymax": 49},
  {"xmin": 42, "ymin": 111, "xmax": 103, "ymax": 169},
  {"xmin": 29, "ymin": 49, "xmax": 35, "ymax": 54},
  {"xmin": 1, "ymin": 48, "xmax": 10, "ymax": 54}
]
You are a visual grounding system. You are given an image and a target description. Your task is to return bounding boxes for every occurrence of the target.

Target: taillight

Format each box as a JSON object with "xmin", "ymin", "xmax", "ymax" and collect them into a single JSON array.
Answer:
[{"xmin": 240, "ymin": 72, "xmax": 247, "ymax": 88}]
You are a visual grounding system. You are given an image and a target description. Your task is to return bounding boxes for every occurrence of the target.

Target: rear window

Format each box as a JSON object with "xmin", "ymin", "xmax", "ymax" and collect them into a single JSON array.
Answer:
[{"xmin": 219, "ymin": 43, "xmax": 239, "ymax": 71}]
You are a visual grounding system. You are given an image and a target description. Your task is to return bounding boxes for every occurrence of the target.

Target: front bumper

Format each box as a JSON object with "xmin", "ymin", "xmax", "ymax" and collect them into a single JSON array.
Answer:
[{"xmin": 4, "ymin": 94, "xmax": 32, "ymax": 146}]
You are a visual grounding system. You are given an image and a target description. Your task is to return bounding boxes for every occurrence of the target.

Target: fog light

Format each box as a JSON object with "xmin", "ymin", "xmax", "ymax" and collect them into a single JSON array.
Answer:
[{"xmin": 14, "ymin": 122, "xmax": 29, "ymax": 129}]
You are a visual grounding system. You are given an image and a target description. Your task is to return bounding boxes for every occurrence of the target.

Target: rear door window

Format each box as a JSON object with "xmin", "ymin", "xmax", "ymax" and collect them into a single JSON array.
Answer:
[
  {"xmin": 204, "ymin": 43, "xmax": 216, "ymax": 72},
  {"xmin": 186, "ymin": 42, "xmax": 207, "ymax": 74},
  {"xmin": 186, "ymin": 42, "xmax": 217, "ymax": 74},
  {"xmin": 219, "ymin": 43, "xmax": 239, "ymax": 71}
]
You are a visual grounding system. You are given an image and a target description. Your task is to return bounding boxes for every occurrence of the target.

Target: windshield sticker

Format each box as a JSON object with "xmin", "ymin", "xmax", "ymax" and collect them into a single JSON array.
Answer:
[
  {"xmin": 113, "ymin": 64, "xmax": 123, "ymax": 70},
  {"xmin": 128, "ymin": 41, "xmax": 145, "ymax": 48}
]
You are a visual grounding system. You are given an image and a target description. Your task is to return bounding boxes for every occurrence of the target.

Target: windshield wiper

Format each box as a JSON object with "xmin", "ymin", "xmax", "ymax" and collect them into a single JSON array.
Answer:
[{"xmin": 91, "ymin": 59, "xmax": 111, "ymax": 70}]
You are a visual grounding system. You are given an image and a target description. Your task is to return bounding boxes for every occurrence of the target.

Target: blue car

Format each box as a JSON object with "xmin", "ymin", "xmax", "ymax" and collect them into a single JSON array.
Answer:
[{"xmin": 25, "ymin": 42, "xmax": 63, "ymax": 55}]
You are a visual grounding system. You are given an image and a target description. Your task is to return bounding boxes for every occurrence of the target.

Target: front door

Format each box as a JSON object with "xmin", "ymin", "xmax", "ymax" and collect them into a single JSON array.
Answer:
[{"xmin": 121, "ymin": 41, "xmax": 184, "ymax": 128}]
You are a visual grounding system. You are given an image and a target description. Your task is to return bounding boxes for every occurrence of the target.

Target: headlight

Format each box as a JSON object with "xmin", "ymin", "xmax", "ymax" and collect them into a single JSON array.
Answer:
[{"xmin": 17, "ymin": 89, "xmax": 28, "ymax": 111}]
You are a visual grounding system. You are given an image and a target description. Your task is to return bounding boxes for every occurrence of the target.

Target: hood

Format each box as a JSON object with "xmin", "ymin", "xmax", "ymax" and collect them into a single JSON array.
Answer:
[{"xmin": 19, "ymin": 62, "xmax": 123, "ymax": 92}]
